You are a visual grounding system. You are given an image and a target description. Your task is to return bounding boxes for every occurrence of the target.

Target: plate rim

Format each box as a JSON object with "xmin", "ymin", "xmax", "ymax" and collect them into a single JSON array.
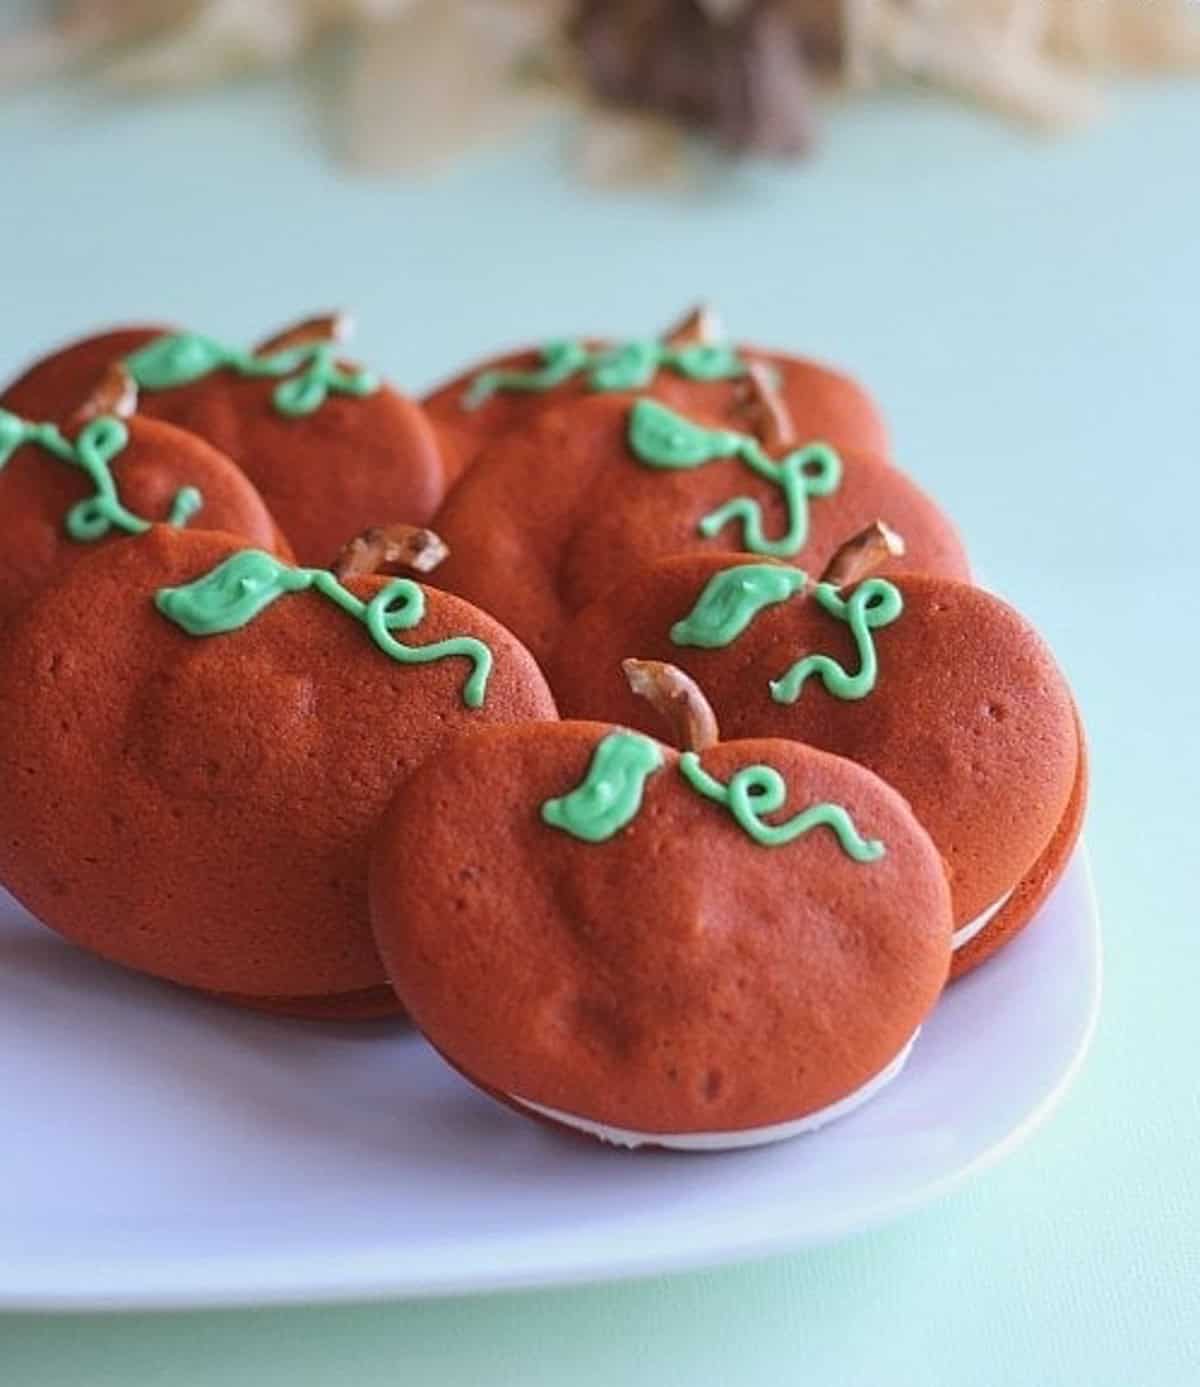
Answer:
[{"xmin": 0, "ymin": 854, "xmax": 1102, "ymax": 1313}]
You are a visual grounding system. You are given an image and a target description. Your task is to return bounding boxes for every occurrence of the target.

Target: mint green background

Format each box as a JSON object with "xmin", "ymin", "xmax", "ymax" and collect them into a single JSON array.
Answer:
[{"xmin": 1, "ymin": 57, "xmax": 1197, "ymax": 1387}]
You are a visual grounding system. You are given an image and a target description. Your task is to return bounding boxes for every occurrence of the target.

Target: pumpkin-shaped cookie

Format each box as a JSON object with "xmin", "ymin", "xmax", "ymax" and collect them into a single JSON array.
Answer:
[
  {"xmin": 5, "ymin": 315, "xmax": 446, "ymax": 567},
  {"xmin": 372, "ymin": 664, "xmax": 952, "ymax": 1149},
  {"xmin": 0, "ymin": 325, "xmax": 166, "ymax": 422},
  {"xmin": 122, "ymin": 315, "xmax": 448, "ymax": 566},
  {"xmin": 430, "ymin": 388, "xmax": 967, "ymax": 663},
  {"xmin": 547, "ymin": 527, "xmax": 1086, "ymax": 976},
  {"xmin": 0, "ymin": 527, "xmax": 556, "ymax": 1016},
  {"xmin": 423, "ymin": 307, "xmax": 890, "ymax": 483},
  {"xmin": 0, "ymin": 373, "xmax": 286, "ymax": 628}
]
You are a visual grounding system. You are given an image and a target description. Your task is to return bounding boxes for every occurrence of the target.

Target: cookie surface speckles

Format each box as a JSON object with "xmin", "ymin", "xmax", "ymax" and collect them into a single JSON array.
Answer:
[
  {"xmin": 0, "ymin": 528, "xmax": 557, "ymax": 1001},
  {"xmin": 429, "ymin": 395, "xmax": 968, "ymax": 664},
  {"xmin": 371, "ymin": 721, "xmax": 952, "ymax": 1142},
  {"xmin": 547, "ymin": 556, "xmax": 1085, "ymax": 972}
]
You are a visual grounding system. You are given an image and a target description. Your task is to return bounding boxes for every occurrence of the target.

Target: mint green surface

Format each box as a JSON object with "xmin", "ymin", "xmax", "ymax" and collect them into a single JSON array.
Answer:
[{"xmin": 0, "ymin": 63, "xmax": 1197, "ymax": 1387}]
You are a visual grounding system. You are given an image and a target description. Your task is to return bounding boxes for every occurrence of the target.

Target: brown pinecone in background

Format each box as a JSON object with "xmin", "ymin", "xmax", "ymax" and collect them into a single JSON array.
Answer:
[{"xmin": 570, "ymin": 0, "xmax": 843, "ymax": 156}]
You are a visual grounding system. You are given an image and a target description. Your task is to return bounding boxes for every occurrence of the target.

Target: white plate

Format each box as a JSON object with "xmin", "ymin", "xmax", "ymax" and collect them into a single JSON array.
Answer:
[{"xmin": 0, "ymin": 851, "xmax": 1100, "ymax": 1311}]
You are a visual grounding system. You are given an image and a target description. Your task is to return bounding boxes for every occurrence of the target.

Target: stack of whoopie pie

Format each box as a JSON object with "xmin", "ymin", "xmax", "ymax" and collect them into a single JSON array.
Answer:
[{"xmin": 0, "ymin": 311, "xmax": 1085, "ymax": 1150}]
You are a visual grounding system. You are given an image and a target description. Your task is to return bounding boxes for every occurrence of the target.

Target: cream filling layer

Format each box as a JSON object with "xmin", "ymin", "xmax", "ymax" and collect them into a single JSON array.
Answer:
[
  {"xmin": 952, "ymin": 887, "xmax": 1016, "ymax": 952},
  {"xmin": 507, "ymin": 1030, "xmax": 919, "ymax": 1152}
]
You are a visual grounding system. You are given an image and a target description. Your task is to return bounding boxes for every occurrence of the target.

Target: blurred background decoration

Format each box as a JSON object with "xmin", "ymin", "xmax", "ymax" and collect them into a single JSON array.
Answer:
[{"xmin": 2, "ymin": 0, "xmax": 1199, "ymax": 181}]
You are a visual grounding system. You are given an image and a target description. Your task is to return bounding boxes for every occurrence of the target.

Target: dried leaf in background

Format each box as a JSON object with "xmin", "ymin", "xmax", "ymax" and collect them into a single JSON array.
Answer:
[
  {"xmin": 0, "ymin": 0, "xmax": 1197, "ymax": 178},
  {"xmin": 347, "ymin": 1, "xmax": 569, "ymax": 172}
]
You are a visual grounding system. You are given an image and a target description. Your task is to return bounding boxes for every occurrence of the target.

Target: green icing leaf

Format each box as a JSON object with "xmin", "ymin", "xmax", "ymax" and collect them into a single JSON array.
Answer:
[
  {"xmin": 125, "ymin": 333, "xmax": 231, "ymax": 390},
  {"xmin": 627, "ymin": 401, "xmax": 846, "ymax": 557},
  {"xmin": 542, "ymin": 731, "xmax": 665, "ymax": 843},
  {"xmin": 627, "ymin": 399, "xmax": 743, "ymax": 469},
  {"xmin": 273, "ymin": 369, "xmax": 328, "ymax": 417},
  {"xmin": 155, "ymin": 553, "xmax": 495, "ymax": 707},
  {"xmin": 670, "ymin": 563, "xmax": 808, "ymax": 648},
  {"xmin": 670, "ymin": 343, "xmax": 746, "ymax": 381},
  {"xmin": 155, "ymin": 550, "xmax": 308, "ymax": 635},
  {"xmin": 589, "ymin": 341, "xmax": 659, "ymax": 391}
]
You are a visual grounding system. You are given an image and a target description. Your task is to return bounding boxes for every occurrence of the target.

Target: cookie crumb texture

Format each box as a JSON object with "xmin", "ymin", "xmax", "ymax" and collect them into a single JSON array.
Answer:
[
  {"xmin": 0, "ymin": 528, "xmax": 556, "ymax": 999},
  {"xmin": 371, "ymin": 722, "xmax": 952, "ymax": 1137}
]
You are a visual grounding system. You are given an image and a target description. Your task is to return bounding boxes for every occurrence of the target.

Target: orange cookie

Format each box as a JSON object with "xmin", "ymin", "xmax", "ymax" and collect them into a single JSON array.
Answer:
[
  {"xmin": 372, "ymin": 665, "xmax": 952, "ymax": 1150},
  {"xmin": 0, "ymin": 381, "xmax": 287, "ymax": 628},
  {"xmin": 423, "ymin": 308, "xmax": 889, "ymax": 483},
  {"xmin": 430, "ymin": 392, "xmax": 967, "ymax": 663},
  {"xmin": 0, "ymin": 527, "xmax": 556, "ymax": 1011},
  {"xmin": 547, "ymin": 528, "xmax": 1085, "ymax": 976},
  {"xmin": 5, "ymin": 316, "xmax": 447, "ymax": 567}
]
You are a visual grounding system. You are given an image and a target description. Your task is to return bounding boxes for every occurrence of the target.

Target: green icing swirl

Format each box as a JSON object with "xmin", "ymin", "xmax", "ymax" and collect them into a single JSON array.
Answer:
[
  {"xmin": 628, "ymin": 400, "xmax": 842, "ymax": 558},
  {"xmin": 464, "ymin": 338, "xmax": 747, "ymax": 409},
  {"xmin": 678, "ymin": 751, "xmax": 885, "ymax": 860},
  {"xmin": 670, "ymin": 563, "xmax": 808, "ymax": 648},
  {"xmin": 539, "ymin": 728, "xmax": 883, "ymax": 862},
  {"xmin": 125, "ymin": 333, "xmax": 379, "ymax": 418},
  {"xmin": 0, "ymin": 407, "xmax": 202, "ymax": 542},
  {"xmin": 667, "ymin": 561, "xmax": 903, "ymax": 706},
  {"xmin": 769, "ymin": 578, "xmax": 903, "ymax": 705},
  {"xmin": 156, "ymin": 549, "xmax": 493, "ymax": 708},
  {"xmin": 541, "ymin": 730, "xmax": 665, "ymax": 842}
]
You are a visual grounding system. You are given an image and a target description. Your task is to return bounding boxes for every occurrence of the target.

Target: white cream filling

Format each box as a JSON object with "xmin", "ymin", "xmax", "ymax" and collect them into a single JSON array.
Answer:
[
  {"xmin": 507, "ymin": 1030, "xmax": 919, "ymax": 1152},
  {"xmin": 952, "ymin": 887, "xmax": 1016, "ymax": 951}
]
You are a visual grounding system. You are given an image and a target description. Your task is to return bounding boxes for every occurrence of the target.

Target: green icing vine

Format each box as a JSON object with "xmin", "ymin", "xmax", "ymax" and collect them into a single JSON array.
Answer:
[
  {"xmin": 125, "ymin": 333, "xmax": 379, "ymax": 418},
  {"xmin": 541, "ymin": 730, "xmax": 665, "ymax": 842},
  {"xmin": 156, "ymin": 549, "xmax": 493, "ymax": 708},
  {"xmin": 769, "ymin": 578, "xmax": 903, "ymax": 704},
  {"xmin": 628, "ymin": 400, "xmax": 841, "ymax": 558},
  {"xmin": 668, "ymin": 562, "xmax": 903, "ymax": 705},
  {"xmin": 0, "ymin": 408, "xmax": 202, "ymax": 541},
  {"xmin": 539, "ymin": 728, "xmax": 884, "ymax": 862},
  {"xmin": 679, "ymin": 752, "xmax": 884, "ymax": 859},
  {"xmin": 464, "ymin": 338, "xmax": 748, "ymax": 409}
]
